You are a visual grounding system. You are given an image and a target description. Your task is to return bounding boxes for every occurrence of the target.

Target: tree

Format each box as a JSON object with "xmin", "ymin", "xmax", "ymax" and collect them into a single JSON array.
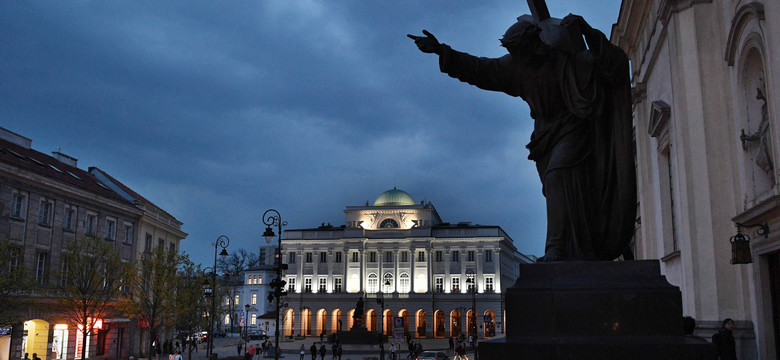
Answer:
[
  {"xmin": 56, "ymin": 237, "xmax": 129, "ymax": 360},
  {"xmin": 218, "ymin": 249, "xmax": 258, "ymax": 279},
  {"xmin": 119, "ymin": 246, "xmax": 182, "ymax": 358},
  {"xmin": 0, "ymin": 238, "xmax": 31, "ymax": 325},
  {"xmin": 173, "ymin": 256, "xmax": 209, "ymax": 360}
]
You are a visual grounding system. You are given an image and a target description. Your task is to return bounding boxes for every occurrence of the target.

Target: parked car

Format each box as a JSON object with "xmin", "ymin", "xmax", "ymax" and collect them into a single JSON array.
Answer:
[
  {"xmin": 416, "ymin": 351, "xmax": 449, "ymax": 360},
  {"xmin": 244, "ymin": 330, "xmax": 268, "ymax": 340},
  {"xmin": 213, "ymin": 329, "xmax": 227, "ymax": 338}
]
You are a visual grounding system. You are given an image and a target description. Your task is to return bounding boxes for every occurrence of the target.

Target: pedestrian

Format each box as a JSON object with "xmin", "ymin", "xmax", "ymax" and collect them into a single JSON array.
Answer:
[
  {"xmin": 31, "ymin": 353, "xmax": 39, "ymax": 360},
  {"xmin": 336, "ymin": 345, "xmax": 342, "ymax": 360},
  {"xmin": 319, "ymin": 344, "xmax": 326, "ymax": 360},
  {"xmin": 449, "ymin": 337, "xmax": 454, "ymax": 352},
  {"xmin": 238, "ymin": 343, "xmax": 243, "ymax": 356},
  {"xmin": 712, "ymin": 318, "xmax": 738, "ymax": 360},
  {"xmin": 331, "ymin": 343, "xmax": 337, "ymax": 359},
  {"xmin": 299, "ymin": 344, "xmax": 306, "ymax": 360},
  {"xmin": 23, "ymin": 353, "xmax": 29, "ymax": 360},
  {"xmin": 390, "ymin": 342, "xmax": 397, "ymax": 360},
  {"xmin": 310, "ymin": 343, "xmax": 317, "ymax": 360},
  {"xmin": 174, "ymin": 351, "xmax": 182, "ymax": 360}
]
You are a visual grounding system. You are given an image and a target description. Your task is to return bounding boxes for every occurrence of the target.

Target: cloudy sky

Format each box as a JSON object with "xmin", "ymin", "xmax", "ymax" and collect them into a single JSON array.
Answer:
[{"xmin": 1, "ymin": 1, "xmax": 622, "ymax": 266}]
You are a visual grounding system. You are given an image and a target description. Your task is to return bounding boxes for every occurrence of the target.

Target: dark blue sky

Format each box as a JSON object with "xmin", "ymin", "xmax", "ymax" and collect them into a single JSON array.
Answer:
[{"xmin": 1, "ymin": 1, "xmax": 622, "ymax": 266}]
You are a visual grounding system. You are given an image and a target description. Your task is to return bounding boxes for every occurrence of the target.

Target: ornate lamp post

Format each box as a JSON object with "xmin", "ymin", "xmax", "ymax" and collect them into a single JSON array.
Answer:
[
  {"xmin": 465, "ymin": 269, "xmax": 478, "ymax": 360},
  {"xmin": 376, "ymin": 278, "xmax": 391, "ymax": 360},
  {"xmin": 244, "ymin": 304, "xmax": 251, "ymax": 356},
  {"xmin": 205, "ymin": 235, "xmax": 230, "ymax": 358},
  {"xmin": 263, "ymin": 209, "xmax": 288, "ymax": 360}
]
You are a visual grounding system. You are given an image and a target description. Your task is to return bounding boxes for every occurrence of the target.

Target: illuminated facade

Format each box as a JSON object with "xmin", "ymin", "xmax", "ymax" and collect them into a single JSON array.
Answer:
[{"xmin": 277, "ymin": 188, "xmax": 533, "ymax": 339}]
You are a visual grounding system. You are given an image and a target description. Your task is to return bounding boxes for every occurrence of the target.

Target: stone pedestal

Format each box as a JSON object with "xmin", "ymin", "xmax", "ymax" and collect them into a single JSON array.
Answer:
[{"xmin": 479, "ymin": 260, "xmax": 716, "ymax": 359}]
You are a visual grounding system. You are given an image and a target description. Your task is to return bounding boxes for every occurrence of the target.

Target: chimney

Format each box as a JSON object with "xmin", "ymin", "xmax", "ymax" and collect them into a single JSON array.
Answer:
[
  {"xmin": 0, "ymin": 127, "xmax": 32, "ymax": 149},
  {"xmin": 52, "ymin": 150, "xmax": 78, "ymax": 167}
]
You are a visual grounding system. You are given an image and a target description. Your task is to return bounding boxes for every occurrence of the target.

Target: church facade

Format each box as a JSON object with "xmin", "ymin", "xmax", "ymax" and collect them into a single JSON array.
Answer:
[
  {"xmin": 275, "ymin": 188, "xmax": 533, "ymax": 340},
  {"xmin": 612, "ymin": 1, "xmax": 780, "ymax": 359}
]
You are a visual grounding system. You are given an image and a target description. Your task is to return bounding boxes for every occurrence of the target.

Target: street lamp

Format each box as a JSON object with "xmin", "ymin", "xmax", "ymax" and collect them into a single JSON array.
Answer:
[
  {"xmin": 465, "ymin": 269, "xmax": 478, "ymax": 360},
  {"xmin": 376, "ymin": 278, "xmax": 391, "ymax": 360},
  {"xmin": 263, "ymin": 209, "xmax": 288, "ymax": 360},
  {"xmin": 205, "ymin": 235, "xmax": 230, "ymax": 358},
  {"xmin": 244, "ymin": 304, "xmax": 250, "ymax": 356}
]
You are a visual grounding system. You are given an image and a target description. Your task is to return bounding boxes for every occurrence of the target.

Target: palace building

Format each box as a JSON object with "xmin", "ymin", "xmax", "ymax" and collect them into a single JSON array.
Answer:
[{"xmin": 269, "ymin": 187, "xmax": 533, "ymax": 340}]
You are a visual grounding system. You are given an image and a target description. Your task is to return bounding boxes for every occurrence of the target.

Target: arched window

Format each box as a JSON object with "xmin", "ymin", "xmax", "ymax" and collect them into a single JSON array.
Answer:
[
  {"xmin": 367, "ymin": 273, "xmax": 379, "ymax": 293},
  {"xmin": 383, "ymin": 273, "xmax": 394, "ymax": 292},
  {"xmin": 399, "ymin": 273, "xmax": 410, "ymax": 293}
]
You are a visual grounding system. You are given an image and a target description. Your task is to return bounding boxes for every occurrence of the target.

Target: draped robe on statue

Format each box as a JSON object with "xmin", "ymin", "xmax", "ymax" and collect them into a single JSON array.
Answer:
[{"xmin": 437, "ymin": 29, "xmax": 635, "ymax": 261}]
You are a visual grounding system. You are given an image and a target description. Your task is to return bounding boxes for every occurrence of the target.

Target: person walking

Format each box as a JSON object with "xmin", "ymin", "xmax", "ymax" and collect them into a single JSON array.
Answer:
[
  {"xmin": 237, "ymin": 343, "xmax": 243, "ymax": 356},
  {"xmin": 336, "ymin": 345, "xmax": 342, "ymax": 360},
  {"xmin": 299, "ymin": 344, "xmax": 306, "ymax": 360},
  {"xmin": 319, "ymin": 344, "xmax": 326, "ymax": 360},
  {"xmin": 310, "ymin": 343, "xmax": 317, "ymax": 360},
  {"xmin": 712, "ymin": 318, "xmax": 738, "ymax": 360}
]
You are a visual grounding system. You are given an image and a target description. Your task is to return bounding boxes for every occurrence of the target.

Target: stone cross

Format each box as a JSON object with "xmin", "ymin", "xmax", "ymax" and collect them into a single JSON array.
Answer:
[{"xmin": 527, "ymin": 0, "xmax": 550, "ymax": 23}]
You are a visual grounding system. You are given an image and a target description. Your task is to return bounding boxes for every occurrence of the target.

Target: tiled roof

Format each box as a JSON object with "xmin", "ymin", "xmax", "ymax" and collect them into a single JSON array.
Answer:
[
  {"xmin": 0, "ymin": 137, "xmax": 131, "ymax": 205},
  {"xmin": 89, "ymin": 166, "xmax": 179, "ymax": 222}
]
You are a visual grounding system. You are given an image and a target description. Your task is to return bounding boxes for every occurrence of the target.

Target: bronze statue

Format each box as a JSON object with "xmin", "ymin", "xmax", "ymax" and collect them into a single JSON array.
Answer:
[{"xmin": 409, "ymin": 7, "xmax": 636, "ymax": 262}]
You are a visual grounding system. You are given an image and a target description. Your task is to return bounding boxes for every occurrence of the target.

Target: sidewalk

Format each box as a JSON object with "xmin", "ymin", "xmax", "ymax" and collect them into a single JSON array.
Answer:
[{"xmin": 184, "ymin": 334, "xmax": 491, "ymax": 360}]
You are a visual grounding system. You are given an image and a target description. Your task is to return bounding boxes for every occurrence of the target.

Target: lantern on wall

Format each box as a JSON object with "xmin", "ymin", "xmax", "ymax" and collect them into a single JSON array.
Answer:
[{"xmin": 730, "ymin": 222, "xmax": 768, "ymax": 264}]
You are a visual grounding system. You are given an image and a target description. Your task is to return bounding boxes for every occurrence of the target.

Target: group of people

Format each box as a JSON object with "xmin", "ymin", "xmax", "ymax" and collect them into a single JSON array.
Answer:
[
  {"xmin": 299, "ymin": 342, "xmax": 342, "ymax": 360},
  {"xmin": 238, "ymin": 340, "xmax": 273, "ymax": 359}
]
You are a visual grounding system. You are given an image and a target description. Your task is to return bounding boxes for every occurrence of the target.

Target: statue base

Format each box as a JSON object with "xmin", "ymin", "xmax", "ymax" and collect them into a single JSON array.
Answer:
[
  {"xmin": 330, "ymin": 325, "xmax": 384, "ymax": 344},
  {"xmin": 479, "ymin": 260, "xmax": 716, "ymax": 359}
]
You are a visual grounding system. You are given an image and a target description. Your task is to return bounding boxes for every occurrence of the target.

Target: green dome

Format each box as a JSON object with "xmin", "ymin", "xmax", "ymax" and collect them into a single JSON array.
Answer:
[{"xmin": 373, "ymin": 188, "xmax": 416, "ymax": 206}]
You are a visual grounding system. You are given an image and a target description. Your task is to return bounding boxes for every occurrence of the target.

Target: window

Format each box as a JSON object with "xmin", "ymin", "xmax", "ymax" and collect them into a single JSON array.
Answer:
[
  {"xmin": 435, "ymin": 277, "xmax": 444, "ymax": 293},
  {"xmin": 384, "ymin": 251, "xmax": 392, "ymax": 262},
  {"xmin": 38, "ymin": 199, "xmax": 52, "ymax": 225},
  {"xmin": 369, "ymin": 251, "xmax": 377, "ymax": 263},
  {"xmin": 225, "ymin": 296, "xmax": 231, "ymax": 306},
  {"xmin": 417, "ymin": 251, "xmax": 425, "ymax": 262},
  {"xmin": 60, "ymin": 258, "xmax": 69, "ymax": 287},
  {"xmin": 467, "ymin": 277, "xmax": 476, "ymax": 292},
  {"xmin": 35, "ymin": 252, "xmax": 47, "ymax": 285},
  {"xmin": 304, "ymin": 278, "xmax": 312, "ymax": 292},
  {"xmin": 485, "ymin": 277, "xmax": 494, "ymax": 292},
  {"xmin": 144, "ymin": 234, "xmax": 152, "ymax": 252},
  {"xmin": 320, "ymin": 252, "xmax": 327, "ymax": 263},
  {"xmin": 334, "ymin": 277, "xmax": 342, "ymax": 293},
  {"xmin": 351, "ymin": 252, "xmax": 359, "ymax": 262},
  {"xmin": 319, "ymin": 277, "xmax": 327, "ymax": 292},
  {"xmin": 287, "ymin": 277, "xmax": 296, "ymax": 292},
  {"xmin": 451, "ymin": 277, "xmax": 460, "ymax": 292},
  {"xmin": 158, "ymin": 238, "xmax": 165, "ymax": 249},
  {"xmin": 85, "ymin": 213, "xmax": 98, "ymax": 236},
  {"xmin": 335, "ymin": 251, "xmax": 343, "ymax": 263},
  {"xmin": 123, "ymin": 224, "xmax": 133, "ymax": 244},
  {"xmin": 251, "ymin": 293, "xmax": 257, "ymax": 305},
  {"xmin": 224, "ymin": 314, "xmax": 230, "ymax": 325},
  {"xmin": 288, "ymin": 252, "xmax": 296, "ymax": 263},
  {"xmin": 435, "ymin": 251, "xmax": 442, "ymax": 262},
  {"xmin": 234, "ymin": 294, "xmax": 240, "ymax": 305},
  {"xmin": 379, "ymin": 218, "xmax": 399, "ymax": 228},
  {"xmin": 383, "ymin": 273, "xmax": 393, "ymax": 292},
  {"xmin": 11, "ymin": 192, "xmax": 25, "ymax": 219},
  {"xmin": 367, "ymin": 274, "xmax": 378, "ymax": 293},
  {"xmin": 64, "ymin": 206, "xmax": 77, "ymax": 231},
  {"xmin": 169, "ymin": 243, "xmax": 176, "ymax": 253},
  {"xmin": 305, "ymin": 252, "xmax": 312, "ymax": 263},
  {"xmin": 10, "ymin": 247, "xmax": 22, "ymax": 271},
  {"xmin": 105, "ymin": 218, "xmax": 116, "ymax": 241},
  {"xmin": 399, "ymin": 273, "xmax": 410, "ymax": 293},
  {"xmin": 485, "ymin": 250, "xmax": 493, "ymax": 262},
  {"xmin": 467, "ymin": 251, "xmax": 475, "ymax": 262},
  {"xmin": 250, "ymin": 314, "xmax": 257, "ymax": 326},
  {"xmin": 452, "ymin": 251, "xmax": 460, "ymax": 262},
  {"xmin": 400, "ymin": 251, "xmax": 409, "ymax": 262}
]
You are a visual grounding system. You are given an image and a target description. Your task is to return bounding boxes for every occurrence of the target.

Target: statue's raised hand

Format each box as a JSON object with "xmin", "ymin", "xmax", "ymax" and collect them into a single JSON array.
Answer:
[
  {"xmin": 561, "ymin": 14, "xmax": 592, "ymax": 34},
  {"xmin": 407, "ymin": 30, "xmax": 442, "ymax": 54}
]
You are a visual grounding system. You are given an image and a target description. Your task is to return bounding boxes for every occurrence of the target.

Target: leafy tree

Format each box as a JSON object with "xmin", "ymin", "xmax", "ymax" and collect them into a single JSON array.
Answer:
[
  {"xmin": 173, "ymin": 256, "xmax": 209, "ymax": 360},
  {"xmin": 0, "ymin": 238, "xmax": 31, "ymax": 325},
  {"xmin": 55, "ymin": 237, "xmax": 129, "ymax": 360},
  {"xmin": 118, "ymin": 246, "xmax": 182, "ymax": 358}
]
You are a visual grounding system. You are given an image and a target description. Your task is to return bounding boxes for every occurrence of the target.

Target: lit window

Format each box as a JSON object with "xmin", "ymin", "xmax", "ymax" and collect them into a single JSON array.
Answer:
[
  {"xmin": 451, "ymin": 277, "xmax": 460, "ymax": 292},
  {"xmin": 367, "ymin": 274, "xmax": 378, "ymax": 293},
  {"xmin": 383, "ymin": 273, "xmax": 393, "ymax": 293},
  {"xmin": 435, "ymin": 277, "xmax": 444, "ymax": 293},
  {"xmin": 399, "ymin": 273, "xmax": 410, "ymax": 293},
  {"xmin": 334, "ymin": 277, "xmax": 342, "ymax": 293},
  {"xmin": 319, "ymin": 277, "xmax": 327, "ymax": 292},
  {"xmin": 251, "ymin": 314, "xmax": 257, "ymax": 326},
  {"xmin": 251, "ymin": 293, "xmax": 257, "ymax": 305},
  {"xmin": 304, "ymin": 278, "xmax": 312, "ymax": 293},
  {"xmin": 234, "ymin": 294, "xmax": 240, "ymax": 305},
  {"xmin": 224, "ymin": 314, "xmax": 230, "ymax": 325},
  {"xmin": 485, "ymin": 277, "xmax": 494, "ymax": 292},
  {"xmin": 287, "ymin": 277, "xmax": 296, "ymax": 292}
]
